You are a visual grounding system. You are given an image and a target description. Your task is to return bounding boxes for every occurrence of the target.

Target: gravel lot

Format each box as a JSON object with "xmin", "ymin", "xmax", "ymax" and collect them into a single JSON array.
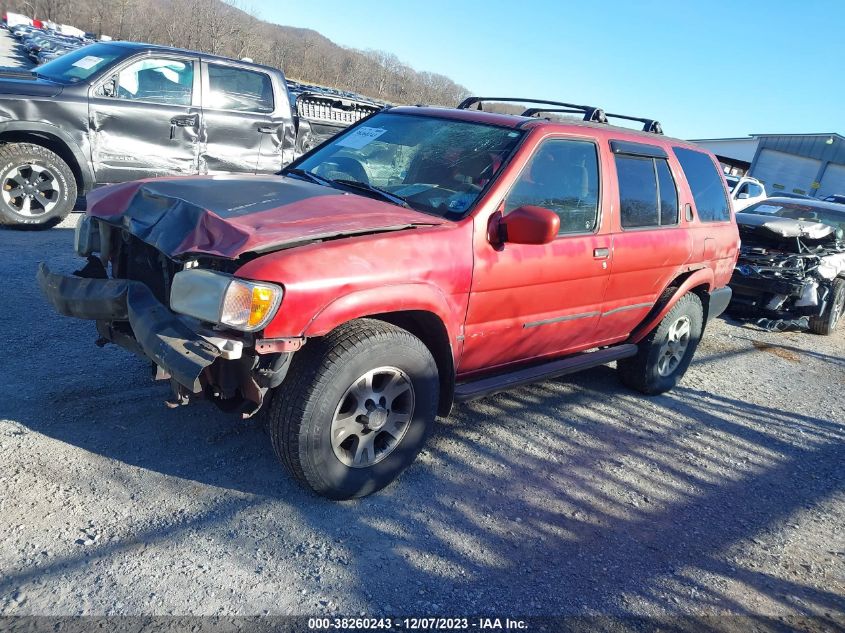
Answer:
[
  {"xmin": 1, "ymin": 214, "xmax": 843, "ymax": 625},
  {"xmin": 0, "ymin": 29, "xmax": 843, "ymax": 629}
]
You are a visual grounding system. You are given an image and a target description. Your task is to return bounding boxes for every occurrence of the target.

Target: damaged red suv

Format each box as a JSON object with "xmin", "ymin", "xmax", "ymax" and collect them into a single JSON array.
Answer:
[{"xmin": 39, "ymin": 97, "xmax": 739, "ymax": 499}]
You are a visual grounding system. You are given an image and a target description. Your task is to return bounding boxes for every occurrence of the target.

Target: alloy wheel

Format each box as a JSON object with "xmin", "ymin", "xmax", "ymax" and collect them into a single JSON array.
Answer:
[
  {"xmin": 657, "ymin": 315, "xmax": 691, "ymax": 377},
  {"xmin": 330, "ymin": 366, "xmax": 415, "ymax": 468},
  {"xmin": 2, "ymin": 163, "xmax": 61, "ymax": 217}
]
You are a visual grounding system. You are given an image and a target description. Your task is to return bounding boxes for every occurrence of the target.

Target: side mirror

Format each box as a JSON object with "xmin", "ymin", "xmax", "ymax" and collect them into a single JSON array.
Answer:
[
  {"xmin": 737, "ymin": 192, "xmax": 750, "ymax": 200},
  {"xmin": 496, "ymin": 206, "xmax": 560, "ymax": 245}
]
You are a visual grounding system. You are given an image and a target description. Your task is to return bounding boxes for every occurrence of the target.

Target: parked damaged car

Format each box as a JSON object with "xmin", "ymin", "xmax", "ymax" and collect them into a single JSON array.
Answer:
[
  {"xmin": 728, "ymin": 197, "xmax": 845, "ymax": 334},
  {"xmin": 0, "ymin": 42, "xmax": 381, "ymax": 229},
  {"xmin": 38, "ymin": 98, "xmax": 739, "ymax": 499}
]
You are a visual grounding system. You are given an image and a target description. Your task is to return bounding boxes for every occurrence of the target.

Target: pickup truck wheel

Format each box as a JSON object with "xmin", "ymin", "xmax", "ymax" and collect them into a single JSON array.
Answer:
[
  {"xmin": 267, "ymin": 319, "xmax": 439, "ymax": 499},
  {"xmin": 0, "ymin": 143, "xmax": 77, "ymax": 230},
  {"xmin": 617, "ymin": 292, "xmax": 703, "ymax": 395},
  {"xmin": 808, "ymin": 278, "xmax": 845, "ymax": 335}
]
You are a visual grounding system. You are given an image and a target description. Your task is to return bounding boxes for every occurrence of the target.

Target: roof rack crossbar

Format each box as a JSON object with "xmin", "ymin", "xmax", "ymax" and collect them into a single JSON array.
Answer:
[
  {"xmin": 457, "ymin": 97, "xmax": 606, "ymax": 123},
  {"xmin": 604, "ymin": 112, "xmax": 664, "ymax": 135},
  {"xmin": 522, "ymin": 107, "xmax": 585, "ymax": 117}
]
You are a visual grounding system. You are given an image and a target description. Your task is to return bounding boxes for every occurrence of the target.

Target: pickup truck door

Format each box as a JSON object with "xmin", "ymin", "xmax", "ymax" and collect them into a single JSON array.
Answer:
[
  {"xmin": 199, "ymin": 61, "xmax": 285, "ymax": 174},
  {"xmin": 88, "ymin": 54, "xmax": 201, "ymax": 183},
  {"xmin": 460, "ymin": 135, "xmax": 612, "ymax": 375}
]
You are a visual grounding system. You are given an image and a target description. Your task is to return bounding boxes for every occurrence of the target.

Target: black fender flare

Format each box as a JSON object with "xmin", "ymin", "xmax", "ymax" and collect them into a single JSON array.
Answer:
[{"xmin": 0, "ymin": 120, "xmax": 94, "ymax": 192}]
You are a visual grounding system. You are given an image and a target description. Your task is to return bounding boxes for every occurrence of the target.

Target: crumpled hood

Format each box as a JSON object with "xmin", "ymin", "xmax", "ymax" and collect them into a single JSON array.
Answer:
[
  {"xmin": 736, "ymin": 212, "xmax": 838, "ymax": 245},
  {"xmin": 0, "ymin": 71, "xmax": 64, "ymax": 97},
  {"xmin": 86, "ymin": 175, "xmax": 445, "ymax": 259}
]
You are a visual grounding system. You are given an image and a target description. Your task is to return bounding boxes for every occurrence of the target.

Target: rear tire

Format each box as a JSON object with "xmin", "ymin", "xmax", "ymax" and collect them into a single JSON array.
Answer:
[
  {"xmin": 618, "ymin": 292, "xmax": 704, "ymax": 395},
  {"xmin": 0, "ymin": 142, "xmax": 77, "ymax": 230},
  {"xmin": 266, "ymin": 319, "xmax": 439, "ymax": 499},
  {"xmin": 808, "ymin": 278, "xmax": 845, "ymax": 335}
]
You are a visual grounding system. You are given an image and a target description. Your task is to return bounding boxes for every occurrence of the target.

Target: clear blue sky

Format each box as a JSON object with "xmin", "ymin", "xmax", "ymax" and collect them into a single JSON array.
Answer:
[{"xmin": 247, "ymin": 0, "xmax": 844, "ymax": 140}]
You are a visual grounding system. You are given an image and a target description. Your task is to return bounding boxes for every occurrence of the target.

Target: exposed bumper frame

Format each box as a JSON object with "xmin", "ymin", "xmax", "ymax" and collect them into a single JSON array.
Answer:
[{"xmin": 37, "ymin": 262, "xmax": 221, "ymax": 392}]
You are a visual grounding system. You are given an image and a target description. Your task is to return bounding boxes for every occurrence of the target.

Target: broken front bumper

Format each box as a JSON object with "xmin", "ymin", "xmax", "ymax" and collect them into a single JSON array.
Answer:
[{"xmin": 37, "ymin": 262, "xmax": 220, "ymax": 393}]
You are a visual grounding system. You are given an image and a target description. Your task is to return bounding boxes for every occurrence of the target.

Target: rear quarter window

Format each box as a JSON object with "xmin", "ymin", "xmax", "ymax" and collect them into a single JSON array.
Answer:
[{"xmin": 673, "ymin": 147, "xmax": 731, "ymax": 222}]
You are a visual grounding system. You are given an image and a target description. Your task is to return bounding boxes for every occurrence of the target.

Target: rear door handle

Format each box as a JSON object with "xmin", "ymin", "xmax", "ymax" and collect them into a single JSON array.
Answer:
[
  {"xmin": 257, "ymin": 125, "xmax": 276, "ymax": 134},
  {"xmin": 169, "ymin": 114, "xmax": 198, "ymax": 139},
  {"xmin": 593, "ymin": 247, "xmax": 610, "ymax": 259}
]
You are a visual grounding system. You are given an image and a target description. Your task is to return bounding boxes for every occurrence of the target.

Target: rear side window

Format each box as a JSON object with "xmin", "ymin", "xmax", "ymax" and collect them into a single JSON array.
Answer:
[
  {"xmin": 674, "ymin": 147, "xmax": 731, "ymax": 222},
  {"xmin": 615, "ymin": 155, "xmax": 679, "ymax": 228},
  {"xmin": 206, "ymin": 64, "xmax": 274, "ymax": 113}
]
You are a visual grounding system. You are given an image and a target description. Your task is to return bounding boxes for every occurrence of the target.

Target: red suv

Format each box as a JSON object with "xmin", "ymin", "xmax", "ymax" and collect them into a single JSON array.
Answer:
[{"xmin": 39, "ymin": 97, "xmax": 739, "ymax": 499}]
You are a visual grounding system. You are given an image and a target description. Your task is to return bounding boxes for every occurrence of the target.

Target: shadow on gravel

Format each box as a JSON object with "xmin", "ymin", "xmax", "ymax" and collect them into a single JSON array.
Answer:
[
  {"xmin": 4, "ymin": 350, "xmax": 844, "ymax": 620},
  {"xmin": 2, "ymin": 224, "xmax": 843, "ymax": 619}
]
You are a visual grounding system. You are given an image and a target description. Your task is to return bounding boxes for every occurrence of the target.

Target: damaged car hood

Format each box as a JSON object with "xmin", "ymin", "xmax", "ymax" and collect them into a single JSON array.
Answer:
[
  {"xmin": 86, "ymin": 175, "xmax": 445, "ymax": 258},
  {"xmin": 736, "ymin": 212, "xmax": 838, "ymax": 245},
  {"xmin": 0, "ymin": 71, "xmax": 64, "ymax": 97}
]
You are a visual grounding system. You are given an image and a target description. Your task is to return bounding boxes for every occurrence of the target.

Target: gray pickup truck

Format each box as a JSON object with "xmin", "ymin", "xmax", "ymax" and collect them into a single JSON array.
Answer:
[{"xmin": 0, "ymin": 41, "xmax": 381, "ymax": 228}]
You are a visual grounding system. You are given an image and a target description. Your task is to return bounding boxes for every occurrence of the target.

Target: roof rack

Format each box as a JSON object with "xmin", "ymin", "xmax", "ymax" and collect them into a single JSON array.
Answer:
[
  {"xmin": 605, "ymin": 113, "xmax": 663, "ymax": 135},
  {"xmin": 456, "ymin": 96, "xmax": 663, "ymax": 134},
  {"xmin": 457, "ymin": 97, "xmax": 606, "ymax": 124}
]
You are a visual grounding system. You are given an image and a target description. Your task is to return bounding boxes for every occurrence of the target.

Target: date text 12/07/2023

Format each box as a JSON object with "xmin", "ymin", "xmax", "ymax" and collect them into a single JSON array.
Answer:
[{"xmin": 307, "ymin": 617, "xmax": 529, "ymax": 630}]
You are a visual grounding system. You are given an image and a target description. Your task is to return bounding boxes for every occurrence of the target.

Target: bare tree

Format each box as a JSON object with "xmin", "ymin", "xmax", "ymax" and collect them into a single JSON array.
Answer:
[{"xmin": 4, "ymin": 0, "xmax": 471, "ymax": 106}]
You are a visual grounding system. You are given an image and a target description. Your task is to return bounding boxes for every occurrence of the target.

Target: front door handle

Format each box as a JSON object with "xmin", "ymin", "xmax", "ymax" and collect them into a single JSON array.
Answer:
[
  {"xmin": 593, "ymin": 247, "xmax": 610, "ymax": 259},
  {"xmin": 257, "ymin": 125, "xmax": 276, "ymax": 134},
  {"xmin": 170, "ymin": 114, "xmax": 198, "ymax": 127}
]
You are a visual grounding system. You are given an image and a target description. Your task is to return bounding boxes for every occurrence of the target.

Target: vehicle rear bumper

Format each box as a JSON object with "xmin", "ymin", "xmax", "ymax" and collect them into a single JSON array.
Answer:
[{"xmin": 37, "ymin": 262, "xmax": 220, "ymax": 392}]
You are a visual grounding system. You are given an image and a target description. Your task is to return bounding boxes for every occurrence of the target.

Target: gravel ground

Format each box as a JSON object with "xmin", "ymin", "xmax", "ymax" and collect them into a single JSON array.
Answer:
[
  {"xmin": 0, "ymin": 28, "xmax": 843, "ymax": 629},
  {"xmin": 1, "ymin": 215, "xmax": 843, "ymax": 625}
]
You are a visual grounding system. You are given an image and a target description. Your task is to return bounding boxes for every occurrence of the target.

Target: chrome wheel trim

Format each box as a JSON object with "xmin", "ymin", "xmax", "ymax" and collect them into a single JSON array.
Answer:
[
  {"xmin": 330, "ymin": 366, "xmax": 415, "ymax": 468},
  {"xmin": 657, "ymin": 315, "xmax": 691, "ymax": 377},
  {"xmin": 1, "ymin": 163, "xmax": 61, "ymax": 217}
]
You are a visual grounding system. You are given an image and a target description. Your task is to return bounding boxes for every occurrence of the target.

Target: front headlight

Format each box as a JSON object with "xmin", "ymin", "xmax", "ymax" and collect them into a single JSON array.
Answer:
[{"xmin": 170, "ymin": 269, "xmax": 283, "ymax": 332}]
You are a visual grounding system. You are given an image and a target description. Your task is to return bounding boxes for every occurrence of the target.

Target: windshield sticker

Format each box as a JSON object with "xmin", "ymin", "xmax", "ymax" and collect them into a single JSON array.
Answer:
[
  {"xmin": 447, "ymin": 193, "xmax": 475, "ymax": 212},
  {"xmin": 752, "ymin": 205, "xmax": 781, "ymax": 214},
  {"xmin": 336, "ymin": 127, "xmax": 387, "ymax": 149},
  {"xmin": 72, "ymin": 56, "xmax": 104, "ymax": 70}
]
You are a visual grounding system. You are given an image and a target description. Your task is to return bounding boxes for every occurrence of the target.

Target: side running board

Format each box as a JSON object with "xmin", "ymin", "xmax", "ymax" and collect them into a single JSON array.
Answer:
[{"xmin": 454, "ymin": 344, "xmax": 638, "ymax": 402}]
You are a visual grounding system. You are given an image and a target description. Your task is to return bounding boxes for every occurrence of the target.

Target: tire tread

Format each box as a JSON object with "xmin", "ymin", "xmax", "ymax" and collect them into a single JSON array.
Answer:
[{"xmin": 267, "ymin": 319, "xmax": 435, "ymax": 497}]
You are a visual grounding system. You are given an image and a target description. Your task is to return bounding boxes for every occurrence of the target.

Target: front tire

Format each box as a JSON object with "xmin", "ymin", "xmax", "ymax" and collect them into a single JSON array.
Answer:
[
  {"xmin": 618, "ymin": 292, "xmax": 704, "ymax": 395},
  {"xmin": 0, "ymin": 143, "xmax": 77, "ymax": 230},
  {"xmin": 808, "ymin": 278, "xmax": 845, "ymax": 335},
  {"xmin": 267, "ymin": 319, "xmax": 439, "ymax": 499}
]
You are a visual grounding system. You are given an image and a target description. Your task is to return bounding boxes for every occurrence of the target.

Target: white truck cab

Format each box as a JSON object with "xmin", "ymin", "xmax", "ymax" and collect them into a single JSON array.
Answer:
[{"xmin": 725, "ymin": 174, "xmax": 767, "ymax": 211}]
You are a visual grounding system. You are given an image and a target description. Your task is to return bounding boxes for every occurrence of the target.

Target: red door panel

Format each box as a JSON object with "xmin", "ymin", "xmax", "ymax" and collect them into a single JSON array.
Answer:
[
  {"xmin": 460, "ymin": 233, "xmax": 612, "ymax": 374},
  {"xmin": 459, "ymin": 134, "xmax": 613, "ymax": 376}
]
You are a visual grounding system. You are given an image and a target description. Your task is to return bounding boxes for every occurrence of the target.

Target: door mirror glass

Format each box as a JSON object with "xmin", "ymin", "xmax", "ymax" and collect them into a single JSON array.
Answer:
[{"xmin": 497, "ymin": 206, "xmax": 560, "ymax": 245}]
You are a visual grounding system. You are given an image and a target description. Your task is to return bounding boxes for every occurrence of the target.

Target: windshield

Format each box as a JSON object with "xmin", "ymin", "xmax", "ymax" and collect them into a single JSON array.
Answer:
[
  {"xmin": 746, "ymin": 201, "xmax": 845, "ymax": 232},
  {"xmin": 36, "ymin": 43, "xmax": 125, "ymax": 83},
  {"xmin": 292, "ymin": 112, "xmax": 524, "ymax": 219},
  {"xmin": 724, "ymin": 175, "xmax": 739, "ymax": 192}
]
